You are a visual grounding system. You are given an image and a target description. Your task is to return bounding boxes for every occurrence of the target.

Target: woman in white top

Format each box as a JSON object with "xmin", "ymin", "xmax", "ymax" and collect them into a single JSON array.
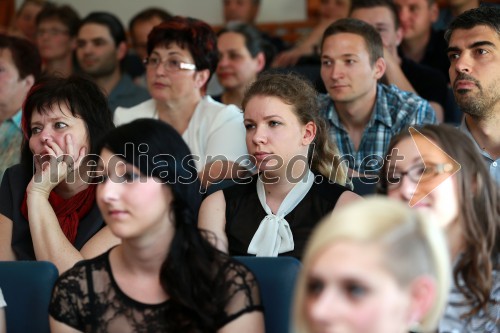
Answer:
[{"xmin": 114, "ymin": 16, "xmax": 249, "ymax": 187}]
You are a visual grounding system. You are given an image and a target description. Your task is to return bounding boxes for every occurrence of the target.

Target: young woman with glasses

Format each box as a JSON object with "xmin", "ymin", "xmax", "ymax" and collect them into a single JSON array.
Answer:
[
  {"xmin": 379, "ymin": 124, "xmax": 500, "ymax": 333},
  {"xmin": 114, "ymin": 16, "xmax": 249, "ymax": 188}
]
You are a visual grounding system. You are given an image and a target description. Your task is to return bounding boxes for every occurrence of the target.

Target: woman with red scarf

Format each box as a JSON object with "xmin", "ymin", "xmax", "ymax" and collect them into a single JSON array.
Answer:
[{"xmin": 0, "ymin": 75, "xmax": 119, "ymax": 274}]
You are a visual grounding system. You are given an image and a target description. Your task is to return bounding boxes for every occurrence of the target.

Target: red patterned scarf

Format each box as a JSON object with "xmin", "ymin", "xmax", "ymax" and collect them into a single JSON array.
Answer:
[{"xmin": 21, "ymin": 185, "xmax": 96, "ymax": 244}]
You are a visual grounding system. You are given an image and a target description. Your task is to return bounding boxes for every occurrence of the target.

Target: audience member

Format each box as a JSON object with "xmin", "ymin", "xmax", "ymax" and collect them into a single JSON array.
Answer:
[
  {"xmin": 35, "ymin": 4, "xmax": 80, "ymax": 78},
  {"xmin": 223, "ymin": 0, "xmax": 260, "ymax": 25},
  {"xmin": 0, "ymin": 34, "xmax": 41, "ymax": 180},
  {"xmin": 272, "ymin": 0, "xmax": 351, "ymax": 67},
  {"xmin": 394, "ymin": 0, "xmax": 450, "ymax": 80},
  {"xmin": 222, "ymin": 0, "xmax": 287, "ymax": 53},
  {"xmin": 434, "ymin": 0, "xmax": 479, "ymax": 30},
  {"xmin": 115, "ymin": 16, "xmax": 249, "ymax": 187},
  {"xmin": 129, "ymin": 8, "xmax": 172, "ymax": 61},
  {"xmin": 49, "ymin": 118, "xmax": 265, "ymax": 333},
  {"xmin": 318, "ymin": 18, "xmax": 436, "ymax": 175},
  {"xmin": 0, "ymin": 76, "xmax": 119, "ymax": 274},
  {"xmin": 446, "ymin": 6, "xmax": 500, "ymax": 182},
  {"xmin": 128, "ymin": 7, "xmax": 172, "ymax": 86},
  {"xmin": 381, "ymin": 124, "xmax": 499, "ymax": 332},
  {"xmin": 76, "ymin": 12, "xmax": 149, "ymax": 113},
  {"xmin": 350, "ymin": 0, "xmax": 447, "ymax": 122},
  {"xmin": 8, "ymin": 0, "xmax": 47, "ymax": 42},
  {"xmin": 293, "ymin": 197, "xmax": 451, "ymax": 333},
  {"xmin": 214, "ymin": 22, "xmax": 272, "ymax": 107},
  {"xmin": 199, "ymin": 73, "xmax": 359, "ymax": 260}
]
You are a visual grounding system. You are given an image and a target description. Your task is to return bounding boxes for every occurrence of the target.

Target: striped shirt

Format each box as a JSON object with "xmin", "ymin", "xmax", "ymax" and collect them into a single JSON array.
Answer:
[{"xmin": 319, "ymin": 84, "xmax": 437, "ymax": 174}]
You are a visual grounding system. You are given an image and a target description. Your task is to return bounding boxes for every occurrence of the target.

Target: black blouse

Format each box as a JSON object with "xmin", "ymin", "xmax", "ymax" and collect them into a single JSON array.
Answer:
[
  {"xmin": 223, "ymin": 174, "xmax": 350, "ymax": 260},
  {"xmin": 50, "ymin": 249, "xmax": 263, "ymax": 333}
]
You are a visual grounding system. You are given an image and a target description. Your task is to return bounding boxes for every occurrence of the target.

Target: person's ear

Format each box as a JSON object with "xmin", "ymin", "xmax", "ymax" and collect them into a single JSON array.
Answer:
[
  {"xmin": 302, "ymin": 121, "xmax": 317, "ymax": 146},
  {"xmin": 22, "ymin": 74, "xmax": 35, "ymax": 92},
  {"xmin": 69, "ymin": 36, "xmax": 77, "ymax": 51},
  {"xmin": 395, "ymin": 27, "xmax": 404, "ymax": 47},
  {"xmin": 406, "ymin": 275, "xmax": 437, "ymax": 330},
  {"xmin": 194, "ymin": 69, "xmax": 210, "ymax": 89},
  {"xmin": 255, "ymin": 51, "xmax": 266, "ymax": 72},
  {"xmin": 373, "ymin": 57, "xmax": 386, "ymax": 79},
  {"xmin": 117, "ymin": 41, "xmax": 127, "ymax": 61}
]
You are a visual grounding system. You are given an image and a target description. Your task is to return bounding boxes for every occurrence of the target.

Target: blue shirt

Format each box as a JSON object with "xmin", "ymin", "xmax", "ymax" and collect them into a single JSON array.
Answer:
[
  {"xmin": 0, "ymin": 110, "xmax": 23, "ymax": 181},
  {"xmin": 108, "ymin": 74, "xmax": 150, "ymax": 114},
  {"xmin": 319, "ymin": 84, "xmax": 437, "ymax": 174},
  {"xmin": 459, "ymin": 119, "xmax": 500, "ymax": 184}
]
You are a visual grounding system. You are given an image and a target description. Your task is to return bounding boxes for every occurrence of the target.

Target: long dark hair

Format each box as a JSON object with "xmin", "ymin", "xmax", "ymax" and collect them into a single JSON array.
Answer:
[
  {"xmin": 98, "ymin": 119, "xmax": 232, "ymax": 332},
  {"xmin": 380, "ymin": 124, "xmax": 500, "ymax": 319}
]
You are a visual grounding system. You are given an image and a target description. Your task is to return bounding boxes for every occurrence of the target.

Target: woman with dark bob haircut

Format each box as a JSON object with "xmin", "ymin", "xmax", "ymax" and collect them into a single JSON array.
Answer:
[
  {"xmin": 379, "ymin": 124, "xmax": 499, "ymax": 332},
  {"xmin": 0, "ymin": 75, "xmax": 119, "ymax": 274},
  {"xmin": 114, "ymin": 16, "xmax": 249, "ymax": 187},
  {"xmin": 49, "ymin": 119, "xmax": 265, "ymax": 333}
]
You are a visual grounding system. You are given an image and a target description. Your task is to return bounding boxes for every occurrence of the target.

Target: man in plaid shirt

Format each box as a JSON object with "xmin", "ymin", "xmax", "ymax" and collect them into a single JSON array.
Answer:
[{"xmin": 318, "ymin": 18, "xmax": 437, "ymax": 175}]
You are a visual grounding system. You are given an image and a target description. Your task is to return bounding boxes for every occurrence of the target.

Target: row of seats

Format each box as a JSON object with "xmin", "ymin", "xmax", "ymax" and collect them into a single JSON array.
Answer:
[{"xmin": 0, "ymin": 257, "xmax": 301, "ymax": 333}]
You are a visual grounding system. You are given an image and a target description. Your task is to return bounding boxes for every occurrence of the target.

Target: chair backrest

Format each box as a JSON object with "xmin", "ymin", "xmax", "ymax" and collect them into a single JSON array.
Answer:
[
  {"xmin": 234, "ymin": 256, "xmax": 301, "ymax": 333},
  {"xmin": 0, "ymin": 261, "xmax": 58, "ymax": 333}
]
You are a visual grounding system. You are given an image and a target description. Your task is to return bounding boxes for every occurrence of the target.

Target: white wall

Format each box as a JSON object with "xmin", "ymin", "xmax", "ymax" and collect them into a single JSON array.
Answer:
[{"xmin": 17, "ymin": 0, "xmax": 306, "ymax": 27}]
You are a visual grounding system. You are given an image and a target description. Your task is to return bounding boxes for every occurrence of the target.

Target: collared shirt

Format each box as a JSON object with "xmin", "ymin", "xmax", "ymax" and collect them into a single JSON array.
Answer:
[
  {"xmin": 319, "ymin": 84, "xmax": 437, "ymax": 174},
  {"xmin": 108, "ymin": 74, "xmax": 150, "ymax": 115},
  {"xmin": 459, "ymin": 119, "xmax": 500, "ymax": 183},
  {"xmin": 0, "ymin": 110, "xmax": 23, "ymax": 181}
]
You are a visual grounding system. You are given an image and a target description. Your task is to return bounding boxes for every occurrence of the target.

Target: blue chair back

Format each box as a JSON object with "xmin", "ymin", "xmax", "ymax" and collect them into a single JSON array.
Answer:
[
  {"xmin": 0, "ymin": 261, "xmax": 58, "ymax": 333},
  {"xmin": 234, "ymin": 256, "xmax": 301, "ymax": 333}
]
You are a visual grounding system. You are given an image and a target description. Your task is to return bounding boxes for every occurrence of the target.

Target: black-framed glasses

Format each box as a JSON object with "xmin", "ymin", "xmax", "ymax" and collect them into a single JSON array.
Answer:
[
  {"xmin": 385, "ymin": 163, "xmax": 455, "ymax": 190},
  {"xmin": 143, "ymin": 56, "xmax": 197, "ymax": 72}
]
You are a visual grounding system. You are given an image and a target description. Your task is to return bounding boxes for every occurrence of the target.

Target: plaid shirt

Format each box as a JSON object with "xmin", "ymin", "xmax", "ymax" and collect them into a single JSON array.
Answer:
[{"xmin": 319, "ymin": 84, "xmax": 437, "ymax": 174}]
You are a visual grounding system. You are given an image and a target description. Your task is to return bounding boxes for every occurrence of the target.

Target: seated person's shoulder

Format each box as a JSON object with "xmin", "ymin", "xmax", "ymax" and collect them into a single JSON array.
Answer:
[{"xmin": 114, "ymin": 99, "xmax": 156, "ymax": 125}]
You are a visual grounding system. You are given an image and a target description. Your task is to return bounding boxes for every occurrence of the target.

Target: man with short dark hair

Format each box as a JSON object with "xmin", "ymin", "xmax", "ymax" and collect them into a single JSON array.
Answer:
[
  {"xmin": 319, "ymin": 18, "xmax": 436, "ymax": 175},
  {"xmin": 0, "ymin": 34, "xmax": 41, "ymax": 179},
  {"xmin": 76, "ymin": 12, "xmax": 149, "ymax": 113},
  {"xmin": 128, "ymin": 8, "xmax": 171, "ymax": 87},
  {"xmin": 394, "ymin": 0, "xmax": 450, "ymax": 80},
  {"xmin": 350, "ymin": 0, "xmax": 448, "ymax": 121},
  {"xmin": 447, "ymin": 6, "xmax": 500, "ymax": 182},
  {"xmin": 129, "ymin": 8, "xmax": 171, "ymax": 62}
]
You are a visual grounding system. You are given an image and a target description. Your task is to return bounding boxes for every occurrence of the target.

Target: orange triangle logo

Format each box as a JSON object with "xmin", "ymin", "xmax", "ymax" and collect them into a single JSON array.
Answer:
[{"xmin": 408, "ymin": 127, "xmax": 461, "ymax": 207}]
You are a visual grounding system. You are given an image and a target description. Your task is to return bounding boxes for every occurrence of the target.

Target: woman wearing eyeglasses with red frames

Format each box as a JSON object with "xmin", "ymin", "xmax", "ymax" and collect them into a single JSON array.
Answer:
[
  {"xmin": 379, "ymin": 124, "xmax": 499, "ymax": 333},
  {"xmin": 114, "ymin": 16, "xmax": 249, "ymax": 188}
]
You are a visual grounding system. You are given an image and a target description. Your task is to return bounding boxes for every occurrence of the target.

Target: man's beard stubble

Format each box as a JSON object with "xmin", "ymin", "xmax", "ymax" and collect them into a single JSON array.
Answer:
[{"xmin": 454, "ymin": 72, "xmax": 500, "ymax": 120}]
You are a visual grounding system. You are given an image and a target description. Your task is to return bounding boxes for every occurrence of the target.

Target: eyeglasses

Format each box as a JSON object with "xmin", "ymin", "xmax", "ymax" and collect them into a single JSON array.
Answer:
[
  {"xmin": 36, "ymin": 28, "xmax": 69, "ymax": 37},
  {"xmin": 385, "ymin": 163, "xmax": 455, "ymax": 190},
  {"xmin": 143, "ymin": 56, "xmax": 197, "ymax": 72}
]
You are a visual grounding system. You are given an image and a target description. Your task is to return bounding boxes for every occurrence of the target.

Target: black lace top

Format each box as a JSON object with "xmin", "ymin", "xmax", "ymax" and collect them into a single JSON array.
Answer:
[{"xmin": 49, "ymin": 250, "xmax": 263, "ymax": 333}]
